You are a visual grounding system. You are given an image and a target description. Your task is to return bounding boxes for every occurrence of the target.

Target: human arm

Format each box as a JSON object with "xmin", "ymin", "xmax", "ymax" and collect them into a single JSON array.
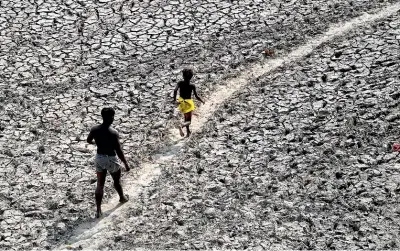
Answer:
[
  {"xmin": 87, "ymin": 128, "xmax": 95, "ymax": 144},
  {"xmin": 193, "ymin": 85, "xmax": 205, "ymax": 104},
  {"xmin": 115, "ymin": 133, "xmax": 130, "ymax": 171},
  {"xmin": 173, "ymin": 83, "xmax": 179, "ymax": 103}
]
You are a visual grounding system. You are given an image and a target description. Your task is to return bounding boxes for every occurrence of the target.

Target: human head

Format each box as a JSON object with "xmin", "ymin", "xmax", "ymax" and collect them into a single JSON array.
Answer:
[
  {"xmin": 182, "ymin": 68, "xmax": 193, "ymax": 82},
  {"xmin": 101, "ymin": 107, "xmax": 115, "ymax": 125}
]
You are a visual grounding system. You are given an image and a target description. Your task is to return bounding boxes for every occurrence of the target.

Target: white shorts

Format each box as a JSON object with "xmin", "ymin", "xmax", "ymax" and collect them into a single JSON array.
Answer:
[{"xmin": 94, "ymin": 154, "xmax": 121, "ymax": 173}]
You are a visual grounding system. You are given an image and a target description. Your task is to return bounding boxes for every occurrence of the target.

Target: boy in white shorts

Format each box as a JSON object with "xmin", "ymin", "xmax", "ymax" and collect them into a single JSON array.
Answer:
[{"xmin": 87, "ymin": 107, "xmax": 130, "ymax": 218}]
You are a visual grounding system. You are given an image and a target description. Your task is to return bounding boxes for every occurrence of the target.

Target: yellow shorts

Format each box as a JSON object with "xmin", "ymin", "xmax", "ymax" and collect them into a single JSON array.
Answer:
[{"xmin": 178, "ymin": 97, "xmax": 195, "ymax": 114}]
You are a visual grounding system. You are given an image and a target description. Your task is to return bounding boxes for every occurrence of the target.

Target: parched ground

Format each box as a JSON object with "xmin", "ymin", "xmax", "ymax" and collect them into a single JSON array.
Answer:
[
  {"xmin": 92, "ymin": 12, "xmax": 400, "ymax": 250},
  {"xmin": 0, "ymin": 0, "xmax": 399, "ymax": 250}
]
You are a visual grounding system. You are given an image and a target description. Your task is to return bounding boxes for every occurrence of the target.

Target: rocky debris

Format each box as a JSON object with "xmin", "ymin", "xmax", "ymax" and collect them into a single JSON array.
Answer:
[
  {"xmin": 94, "ymin": 14, "xmax": 399, "ymax": 250},
  {"xmin": 0, "ymin": 0, "xmax": 399, "ymax": 250}
]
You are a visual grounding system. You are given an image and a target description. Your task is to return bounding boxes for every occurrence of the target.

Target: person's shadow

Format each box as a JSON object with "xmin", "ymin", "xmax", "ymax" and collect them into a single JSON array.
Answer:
[
  {"xmin": 63, "ymin": 202, "xmax": 126, "ymax": 246},
  {"xmin": 98, "ymin": 202, "xmax": 125, "ymax": 218}
]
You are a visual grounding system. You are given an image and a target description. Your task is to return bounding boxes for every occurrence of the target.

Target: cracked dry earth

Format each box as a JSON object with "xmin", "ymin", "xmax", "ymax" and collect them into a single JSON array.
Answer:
[
  {"xmin": 0, "ymin": 0, "xmax": 399, "ymax": 250},
  {"xmin": 97, "ymin": 13, "xmax": 400, "ymax": 250}
]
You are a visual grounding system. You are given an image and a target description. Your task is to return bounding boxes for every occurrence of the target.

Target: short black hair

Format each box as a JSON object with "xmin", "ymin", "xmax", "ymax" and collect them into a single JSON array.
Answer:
[
  {"xmin": 101, "ymin": 107, "xmax": 115, "ymax": 120},
  {"xmin": 182, "ymin": 68, "xmax": 193, "ymax": 81}
]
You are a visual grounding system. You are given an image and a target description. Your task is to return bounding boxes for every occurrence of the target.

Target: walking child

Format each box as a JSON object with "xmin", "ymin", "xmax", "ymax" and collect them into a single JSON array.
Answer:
[{"xmin": 173, "ymin": 69, "xmax": 204, "ymax": 137}]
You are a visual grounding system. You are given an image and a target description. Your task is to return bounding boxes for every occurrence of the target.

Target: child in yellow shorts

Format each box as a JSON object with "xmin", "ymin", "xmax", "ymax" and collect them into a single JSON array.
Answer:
[{"xmin": 173, "ymin": 69, "xmax": 204, "ymax": 137}]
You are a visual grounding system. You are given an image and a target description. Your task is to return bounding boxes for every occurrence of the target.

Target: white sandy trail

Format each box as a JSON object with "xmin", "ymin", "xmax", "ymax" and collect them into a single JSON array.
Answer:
[{"xmin": 57, "ymin": 3, "xmax": 400, "ymax": 250}]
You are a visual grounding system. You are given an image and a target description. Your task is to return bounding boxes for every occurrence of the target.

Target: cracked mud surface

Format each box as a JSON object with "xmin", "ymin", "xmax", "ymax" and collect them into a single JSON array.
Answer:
[
  {"xmin": 87, "ymin": 13, "xmax": 400, "ymax": 250},
  {"xmin": 0, "ymin": 0, "xmax": 399, "ymax": 250}
]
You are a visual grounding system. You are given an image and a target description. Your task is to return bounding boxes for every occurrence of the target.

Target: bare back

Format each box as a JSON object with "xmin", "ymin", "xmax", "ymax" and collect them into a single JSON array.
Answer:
[
  {"xmin": 89, "ymin": 125, "xmax": 119, "ymax": 156},
  {"xmin": 178, "ymin": 81, "xmax": 195, "ymax": 99}
]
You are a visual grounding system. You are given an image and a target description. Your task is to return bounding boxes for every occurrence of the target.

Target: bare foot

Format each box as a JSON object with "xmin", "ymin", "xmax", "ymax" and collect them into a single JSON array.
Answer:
[
  {"xmin": 96, "ymin": 210, "xmax": 102, "ymax": 218},
  {"xmin": 119, "ymin": 195, "xmax": 129, "ymax": 203},
  {"xmin": 175, "ymin": 123, "xmax": 185, "ymax": 137},
  {"xmin": 178, "ymin": 127, "xmax": 185, "ymax": 137},
  {"xmin": 185, "ymin": 132, "xmax": 191, "ymax": 138}
]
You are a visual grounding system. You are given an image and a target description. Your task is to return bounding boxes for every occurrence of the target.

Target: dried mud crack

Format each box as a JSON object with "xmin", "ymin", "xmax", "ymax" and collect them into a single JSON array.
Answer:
[
  {"xmin": 0, "ymin": 0, "xmax": 399, "ymax": 250},
  {"xmin": 86, "ymin": 10, "xmax": 400, "ymax": 250}
]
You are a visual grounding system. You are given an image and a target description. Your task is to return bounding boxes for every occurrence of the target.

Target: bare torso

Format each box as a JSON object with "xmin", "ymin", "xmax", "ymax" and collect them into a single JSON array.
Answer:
[
  {"xmin": 90, "ymin": 124, "xmax": 118, "ymax": 156},
  {"xmin": 178, "ymin": 81, "xmax": 195, "ymax": 99}
]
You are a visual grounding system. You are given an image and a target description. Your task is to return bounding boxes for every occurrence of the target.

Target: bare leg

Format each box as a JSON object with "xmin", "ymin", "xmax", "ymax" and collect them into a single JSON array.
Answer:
[
  {"xmin": 110, "ymin": 169, "xmax": 128, "ymax": 203},
  {"xmin": 95, "ymin": 170, "xmax": 107, "ymax": 218},
  {"xmin": 184, "ymin": 112, "xmax": 192, "ymax": 137},
  {"xmin": 176, "ymin": 123, "xmax": 185, "ymax": 137},
  {"xmin": 179, "ymin": 127, "xmax": 184, "ymax": 137}
]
